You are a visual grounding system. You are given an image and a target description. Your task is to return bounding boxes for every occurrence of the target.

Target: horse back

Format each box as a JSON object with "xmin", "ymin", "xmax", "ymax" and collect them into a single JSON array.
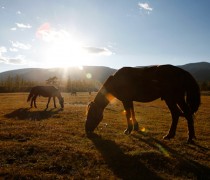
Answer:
[
  {"xmin": 105, "ymin": 65, "xmax": 195, "ymax": 102},
  {"xmin": 106, "ymin": 66, "xmax": 161, "ymax": 101},
  {"xmin": 31, "ymin": 86, "xmax": 59, "ymax": 97}
]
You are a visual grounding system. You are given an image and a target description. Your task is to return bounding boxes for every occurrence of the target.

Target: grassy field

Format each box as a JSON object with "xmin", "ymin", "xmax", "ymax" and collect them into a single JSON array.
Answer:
[{"xmin": 0, "ymin": 92, "xmax": 209, "ymax": 179}]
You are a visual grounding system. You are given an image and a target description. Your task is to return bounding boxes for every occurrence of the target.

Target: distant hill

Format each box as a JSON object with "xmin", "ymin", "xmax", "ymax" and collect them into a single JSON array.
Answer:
[
  {"xmin": 0, "ymin": 62, "xmax": 210, "ymax": 83},
  {"xmin": 0, "ymin": 66, "xmax": 117, "ymax": 83},
  {"xmin": 178, "ymin": 62, "xmax": 210, "ymax": 81}
]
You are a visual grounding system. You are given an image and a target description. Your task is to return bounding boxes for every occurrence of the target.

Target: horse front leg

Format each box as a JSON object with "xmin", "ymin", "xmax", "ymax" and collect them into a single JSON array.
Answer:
[
  {"xmin": 131, "ymin": 106, "xmax": 139, "ymax": 131},
  {"xmin": 46, "ymin": 97, "xmax": 51, "ymax": 109},
  {"xmin": 123, "ymin": 101, "xmax": 138, "ymax": 134},
  {"xmin": 124, "ymin": 109, "xmax": 133, "ymax": 134}
]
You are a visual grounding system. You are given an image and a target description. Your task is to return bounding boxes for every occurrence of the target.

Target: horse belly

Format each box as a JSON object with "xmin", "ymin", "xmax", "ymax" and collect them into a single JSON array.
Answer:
[
  {"xmin": 113, "ymin": 86, "xmax": 160, "ymax": 103},
  {"xmin": 135, "ymin": 93, "xmax": 160, "ymax": 102}
]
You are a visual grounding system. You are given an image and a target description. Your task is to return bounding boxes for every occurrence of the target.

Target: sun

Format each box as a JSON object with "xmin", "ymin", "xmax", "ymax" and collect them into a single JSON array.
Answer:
[{"xmin": 44, "ymin": 36, "xmax": 89, "ymax": 67}]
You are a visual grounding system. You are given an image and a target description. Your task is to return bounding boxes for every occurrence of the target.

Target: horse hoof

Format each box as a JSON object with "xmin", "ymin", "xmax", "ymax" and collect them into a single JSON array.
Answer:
[
  {"xmin": 187, "ymin": 139, "xmax": 195, "ymax": 144},
  {"xmin": 124, "ymin": 129, "xmax": 131, "ymax": 135},
  {"xmin": 163, "ymin": 135, "xmax": 170, "ymax": 140},
  {"xmin": 163, "ymin": 134, "xmax": 174, "ymax": 140}
]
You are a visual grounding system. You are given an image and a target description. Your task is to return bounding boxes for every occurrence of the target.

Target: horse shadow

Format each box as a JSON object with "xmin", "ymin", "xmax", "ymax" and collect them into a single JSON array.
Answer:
[
  {"xmin": 131, "ymin": 131, "xmax": 210, "ymax": 179},
  {"xmin": 4, "ymin": 108, "xmax": 63, "ymax": 121},
  {"xmin": 88, "ymin": 133, "xmax": 210, "ymax": 179},
  {"xmin": 88, "ymin": 133, "xmax": 162, "ymax": 180}
]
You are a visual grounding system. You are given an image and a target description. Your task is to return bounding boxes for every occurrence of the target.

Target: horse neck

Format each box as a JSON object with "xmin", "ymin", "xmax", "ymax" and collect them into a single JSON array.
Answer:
[
  {"xmin": 55, "ymin": 91, "xmax": 62, "ymax": 99},
  {"xmin": 94, "ymin": 75, "xmax": 114, "ymax": 110},
  {"xmin": 94, "ymin": 87, "xmax": 109, "ymax": 110}
]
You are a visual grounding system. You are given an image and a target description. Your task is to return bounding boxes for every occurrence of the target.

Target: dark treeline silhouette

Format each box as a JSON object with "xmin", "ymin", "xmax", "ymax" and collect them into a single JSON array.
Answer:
[
  {"xmin": 199, "ymin": 81, "xmax": 210, "ymax": 91},
  {"xmin": 1, "ymin": 74, "xmax": 210, "ymax": 93},
  {"xmin": 0, "ymin": 75, "xmax": 35, "ymax": 92},
  {"xmin": 0, "ymin": 75, "xmax": 101, "ymax": 93}
]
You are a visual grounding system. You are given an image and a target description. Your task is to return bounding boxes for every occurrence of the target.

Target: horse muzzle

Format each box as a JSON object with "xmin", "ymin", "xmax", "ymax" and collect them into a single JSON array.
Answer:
[{"xmin": 85, "ymin": 119, "xmax": 97, "ymax": 134}]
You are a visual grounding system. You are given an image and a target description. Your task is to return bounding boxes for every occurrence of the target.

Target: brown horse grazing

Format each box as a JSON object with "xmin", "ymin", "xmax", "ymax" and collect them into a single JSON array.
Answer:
[
  {"xmin": 27, "ymin": 86, "xmax": 64, "ymax": 109},
  {"xmin": 71, "ymin": 91, "xmax": 77, "ymax": 96},
  {"xmin": 85, "ymin": 65, "xmax": 200, "ymax": 143}
]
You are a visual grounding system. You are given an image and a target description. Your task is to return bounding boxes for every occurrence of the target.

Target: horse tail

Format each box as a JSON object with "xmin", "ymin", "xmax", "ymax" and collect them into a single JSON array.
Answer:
[
  {"xmin": 185, "ymin": 73, "xmax": 201, "ymax": 114},
  {"xmin": 27, "ymin": 89, "xmax": 34, "ymax": 102}
]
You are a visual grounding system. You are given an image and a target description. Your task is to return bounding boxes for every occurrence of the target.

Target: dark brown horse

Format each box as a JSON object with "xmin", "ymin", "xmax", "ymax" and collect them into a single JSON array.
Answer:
[
  {"xmin": 27, "ymin": 86, "xmax": 64, "ymax": 109},
  {"xmin": 85, "ymin": 65, "xmax": 200, "ymax": 143}
]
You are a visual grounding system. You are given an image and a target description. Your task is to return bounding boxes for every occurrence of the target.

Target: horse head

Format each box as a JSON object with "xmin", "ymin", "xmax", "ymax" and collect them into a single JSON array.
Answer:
[
  {"xmin": 59, "ymin": 97, "xmax": 64, "ymax": 108},
  {"xmin": 85, "ymin": 101, "xmax": 103, "ymax": 133}
]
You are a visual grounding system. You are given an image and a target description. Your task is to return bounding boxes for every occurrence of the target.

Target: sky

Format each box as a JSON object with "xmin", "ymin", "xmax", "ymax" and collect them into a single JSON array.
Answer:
[{"xmin": 0, "ymin": 0, "xmax": 210, "ymax": 72}]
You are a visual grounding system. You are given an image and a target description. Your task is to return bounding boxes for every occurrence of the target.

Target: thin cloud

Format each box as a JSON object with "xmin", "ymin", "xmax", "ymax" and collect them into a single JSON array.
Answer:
[
  {"xmin": 0, "ymin": 46, "xmax": 7, "ymax": 54},
  {"xmin": 0, "ymin": 47, "xmax": 24, "ymax": 65},
  {"xmin": 7, "ymin": 58, "xmax": 24, "ymax": 65},
  {"xmin": 0, "ymin": 58, "xmax": 6, "ymax": 63},
  {"xmin": 11, "ymin": 23, "xmax": 31, "ymax": 31},
  {"xmin": 0, "ymin": 57, "xmax": 25, "ymax": 65},
  {"xmin": 10, "ymin": 41, "xmax": 31, "ymax": 50},
  {"xmin": 16, "ymin": 23, "xmax": 32, "ymax": 29},
  {"xmin": 9, "ymin": 48, "xmax": 18, "ymax": 52},
  {"xmin": 84, "ymin": 47, "xmax": 113, "ymax": 56},
  {"xmin": 138, "ymin": 3, "xmax": 153, "ymax": 11},
  {"xmin": 10, "ymin": 27, "xmax": 17, "ymax": 31},
  {"xmin": 0, "ymin": 46, "xmax": 7, "ymax": 62}
]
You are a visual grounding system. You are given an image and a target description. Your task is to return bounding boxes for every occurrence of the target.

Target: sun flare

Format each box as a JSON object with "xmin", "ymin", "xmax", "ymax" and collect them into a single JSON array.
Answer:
[
  {"xmin": 36, "ymin": 24, "xmax": 92, "ymax": 68},
  {"xmin": 43, "ymin": 35, "xmax": 90, "ymax": 68},
  {"xmin": 36, "ymin": 23, "xmax": 113, "ymax": 69}
]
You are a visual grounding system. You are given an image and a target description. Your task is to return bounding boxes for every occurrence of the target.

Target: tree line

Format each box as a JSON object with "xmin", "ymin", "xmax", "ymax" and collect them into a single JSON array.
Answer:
[
  {"xmin": 0, "ymin": 75, "xmax": 101, "ymax": 93},
  {"xmin": 199, "ymin": 81, "xmax": 210, "ymax": 91},
  {"xmin": 0, "ymin": 74, "xmax": 210, "ymax": 93}
]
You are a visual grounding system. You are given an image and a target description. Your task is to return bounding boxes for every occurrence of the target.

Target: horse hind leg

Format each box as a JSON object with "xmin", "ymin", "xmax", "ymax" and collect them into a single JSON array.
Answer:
[
  {"xmin": 163, "ymin": 99, "xmax": 180, "ymax": 140},
  {"xmin": 177, "ymin": 100, "xmax": 196, "ymax": 143},
  {"xmin": 30, "ymin": 96, "xmax": 34, "ymax": 108},
  {"xmin": 53, "ymin": 97, "xmax": 56, "ymax": 108}
]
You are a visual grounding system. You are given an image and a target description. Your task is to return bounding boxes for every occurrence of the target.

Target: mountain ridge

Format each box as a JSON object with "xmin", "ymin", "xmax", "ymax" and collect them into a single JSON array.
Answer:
[{"xmin": 0, "ymin": 62, "xmax": 210, "ymax": 83}]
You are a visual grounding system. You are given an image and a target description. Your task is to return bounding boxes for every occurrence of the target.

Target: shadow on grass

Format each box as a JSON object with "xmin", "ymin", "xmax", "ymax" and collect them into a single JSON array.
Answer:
[
  {"xmin": 4, "ymin": 108, "xmax": 63, "ymax": 121},
  {"xmin": 88, "ymin": 133, "xmax": 163, "ymax": 180},
  {"xmin": 131, "ymin": 131, "xmax": 210, "ymax": 179}
]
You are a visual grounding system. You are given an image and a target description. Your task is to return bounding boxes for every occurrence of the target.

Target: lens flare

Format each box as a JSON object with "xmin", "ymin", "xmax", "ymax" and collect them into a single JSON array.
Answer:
[
  {"xmin": 155, "ymin": 143, "xmax": 170, "ymax": 157},
  {"xmin": 140, "ymin": 127, "xmax": 146, "ymax": 132},
  {"xmin": 105, "ymin": 93, "xmax": 115, "ymax": 103},
  {"xmin": 86, "ymin": 73, "xmax": 92, "ymax": 79}
]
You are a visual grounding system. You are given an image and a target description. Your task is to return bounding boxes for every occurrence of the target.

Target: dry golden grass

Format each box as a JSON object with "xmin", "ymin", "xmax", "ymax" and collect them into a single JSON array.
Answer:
[{"xmin": 0, "ymin": 92, "xmax": 209, "ymax": 179}]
